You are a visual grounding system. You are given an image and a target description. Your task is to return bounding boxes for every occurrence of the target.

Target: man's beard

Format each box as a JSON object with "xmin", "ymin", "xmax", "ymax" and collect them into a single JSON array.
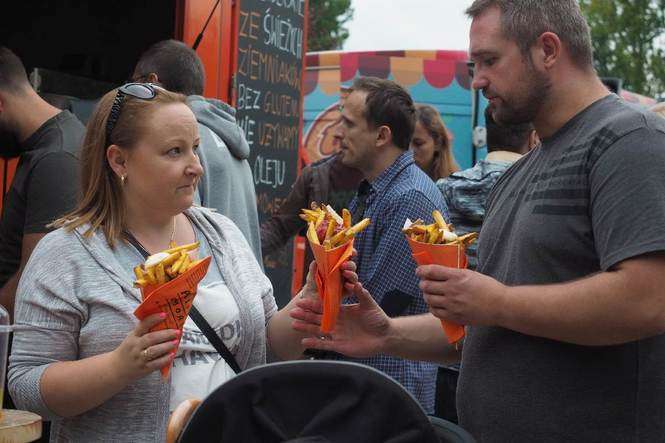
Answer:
[{"xmin": 491, "ymin": 63, "xmax": 551, "ymax": 126}]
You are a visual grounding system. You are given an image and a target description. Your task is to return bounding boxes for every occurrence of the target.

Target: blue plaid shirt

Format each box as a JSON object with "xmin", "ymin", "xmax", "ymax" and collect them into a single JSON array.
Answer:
[{"xmin": 341, "ymin": 151, "xmax": 449, "ymax": 413}]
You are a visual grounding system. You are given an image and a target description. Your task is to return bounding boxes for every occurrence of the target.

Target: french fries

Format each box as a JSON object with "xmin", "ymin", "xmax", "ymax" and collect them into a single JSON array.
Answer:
[
  {"xmin": 133, "ymin": 241, "xmax": 205, "ymax": 288},
  {"xmin": 403, "ymin": 210, "xmax": 478, "ymax": 247},
  {"xmin": 300, "ymin": 202, "xmax": 370, "ymax": 251}
]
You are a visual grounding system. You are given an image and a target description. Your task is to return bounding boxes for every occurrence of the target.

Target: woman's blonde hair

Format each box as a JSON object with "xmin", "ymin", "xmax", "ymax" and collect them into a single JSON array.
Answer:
[
  {"xmin": 52, "ymin": 85, "xmax": 187, "ymax": 247},
  {"xmin": 414, "ymin": 104, "xmax": 460, "ymax": 181}
]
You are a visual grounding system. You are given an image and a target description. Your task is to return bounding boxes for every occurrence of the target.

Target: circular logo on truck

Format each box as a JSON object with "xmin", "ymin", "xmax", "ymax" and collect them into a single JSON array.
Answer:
[{"xmin": 302, "ymin": 102, "xmax": 342, "ymax": 165}]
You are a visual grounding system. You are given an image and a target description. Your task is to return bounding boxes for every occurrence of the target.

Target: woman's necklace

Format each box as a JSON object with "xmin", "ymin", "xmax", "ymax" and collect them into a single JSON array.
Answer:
[
  {"xmin": 169, "ymin": 216, "xmax": 177, "ymax": 249},
  {"xmin": 126, "ymin": 216, "xmax": 177, "ymax": 257}
]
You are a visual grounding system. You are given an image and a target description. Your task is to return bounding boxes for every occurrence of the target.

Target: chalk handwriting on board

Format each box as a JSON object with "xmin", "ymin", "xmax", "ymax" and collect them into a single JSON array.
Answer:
[
  {"xmin": 263, "ymin": 9, "xmax": 303, "ymax": 58},
  {"xmin": 239, "ymin": 11, "xmax": 261, "ymax": 40},
  {"xmin": 238, "ymin": 115, "xmax": 256, "ymax": 146},
  {"xmin": 254, "ymin": 155, "xmax": 286, "ymax": 189},
  {"xmin": 259, "ymin": 0, "xmax": 305, "ymax": 16},
  {"xmin": 237, "ymin": 82, "xmax": 262, "ymax": 110},
  {"xmin": 237, "ymin": 0, "xmax": 305, "ymax": 306},
  {"xmin": 237, "ymin": 44, "xmax": 301, "ymax": 89}
]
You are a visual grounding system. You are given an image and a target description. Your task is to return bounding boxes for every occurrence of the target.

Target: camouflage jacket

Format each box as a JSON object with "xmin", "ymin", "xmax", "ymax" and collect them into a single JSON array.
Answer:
[{"xmin": 436, "ymin": 151, "xmax": 522, "ymax": 270}]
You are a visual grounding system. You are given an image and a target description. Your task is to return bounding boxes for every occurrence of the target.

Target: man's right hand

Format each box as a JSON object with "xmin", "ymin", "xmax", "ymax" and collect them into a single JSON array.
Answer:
[{"xmin": 290, "ymin": 282, "xmax": 391, "ymax": 358}]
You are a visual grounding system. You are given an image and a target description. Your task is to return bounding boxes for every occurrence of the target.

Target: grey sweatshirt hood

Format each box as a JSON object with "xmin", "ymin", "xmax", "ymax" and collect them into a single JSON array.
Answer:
[
  {"xmin": 185, "ymin": 96, "xmax": 261, "ymax": 261},
  {"xmin": 187, "ymin": 95, "xmax": 250, "ymax": 160}
]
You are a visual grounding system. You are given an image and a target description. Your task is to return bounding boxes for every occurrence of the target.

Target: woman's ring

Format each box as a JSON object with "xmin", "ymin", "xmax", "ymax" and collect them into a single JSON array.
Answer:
[{"xmin": 142, "ymin": 348, "xmax": 151, "ymax": 360}]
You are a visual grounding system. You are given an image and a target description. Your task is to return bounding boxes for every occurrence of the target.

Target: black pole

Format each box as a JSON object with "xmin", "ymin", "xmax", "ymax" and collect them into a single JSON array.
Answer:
[{"xmin": 192, "ymin": 0, "xmax": 222, "ymax": 51}]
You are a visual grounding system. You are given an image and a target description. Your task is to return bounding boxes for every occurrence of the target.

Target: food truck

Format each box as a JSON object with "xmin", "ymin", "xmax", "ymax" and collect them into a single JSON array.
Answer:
[
  {"xmin": 303, "ymin": 49, "xmax": 487, "ymax": 171},
  {"xmin": 0, "ymin": 0, "xmax": 307, "ymax": 307}
]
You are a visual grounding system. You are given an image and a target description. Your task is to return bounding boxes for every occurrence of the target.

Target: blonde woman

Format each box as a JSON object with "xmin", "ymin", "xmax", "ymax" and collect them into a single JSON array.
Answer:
[
  {"xmin": 410, "ymin": 104, "xmax": 459, "ymax": 181},
  {"xmin": 8, "ymin": 83, "xmax": 355, "ymax": 441}
]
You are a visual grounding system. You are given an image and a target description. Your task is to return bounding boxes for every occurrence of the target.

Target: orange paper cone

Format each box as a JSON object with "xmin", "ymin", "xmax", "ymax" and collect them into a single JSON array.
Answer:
[
  {"xmin": 406, "ymin": 236, "xmax": 467, "ymax": 344},
  {"xmin": 308, "ymin": 239, "xmax": 355, "ymax": 333},
  {"xmin": 134, "ymin": 256, "xmax": 211, "ymax": 377}
]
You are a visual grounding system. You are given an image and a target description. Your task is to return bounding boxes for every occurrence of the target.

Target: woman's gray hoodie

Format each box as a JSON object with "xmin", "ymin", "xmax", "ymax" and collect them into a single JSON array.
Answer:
[
  {"xmin": 8, "ymin": 207, "xmax": 275, "ymax": 442},
  {"xmin": 187, "ymin": 96, "xmax": 262, "ymax": 263}
]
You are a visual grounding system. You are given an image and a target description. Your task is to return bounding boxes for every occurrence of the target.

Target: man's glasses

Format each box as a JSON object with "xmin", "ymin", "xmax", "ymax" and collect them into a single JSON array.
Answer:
[{"xmin": 105, "ymin": 83, "xmax": 159, "ymax": 142}]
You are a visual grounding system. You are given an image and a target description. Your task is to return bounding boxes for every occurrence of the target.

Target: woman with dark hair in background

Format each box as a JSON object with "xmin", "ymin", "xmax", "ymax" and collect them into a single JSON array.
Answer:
[{"xmin": 410, "ymin": 104, "xmax": 459, "ymax": 181}]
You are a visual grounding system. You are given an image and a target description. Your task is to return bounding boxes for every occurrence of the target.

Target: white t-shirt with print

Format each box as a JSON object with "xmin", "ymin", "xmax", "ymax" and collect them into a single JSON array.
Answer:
[
  {"xmin": 168, "ymin": 279, "xmax": 241, "ymax": 411},
  {"xmin": 112, "ymin": 220, "xmax": 243, "ymax": 411}
]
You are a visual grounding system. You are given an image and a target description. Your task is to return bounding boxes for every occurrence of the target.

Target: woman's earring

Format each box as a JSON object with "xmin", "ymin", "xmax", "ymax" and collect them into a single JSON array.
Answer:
[{"xmin": 121, "ymin": 174, "xmax": 126, "ymax": 186}]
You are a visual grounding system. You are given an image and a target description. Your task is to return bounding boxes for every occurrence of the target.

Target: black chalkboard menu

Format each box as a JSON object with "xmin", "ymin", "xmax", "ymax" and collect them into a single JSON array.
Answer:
[{"xmin": 235, "ymin": 0, "xmax": 306, "ymax": 308}]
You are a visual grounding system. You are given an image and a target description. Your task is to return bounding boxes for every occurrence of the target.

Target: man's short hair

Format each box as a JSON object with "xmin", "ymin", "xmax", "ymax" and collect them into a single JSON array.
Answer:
[
  {"xmin": 466, "ymin": 0, "xmax": 593, "ymax": 70},
  {"xmin": 0, "ymin": 46, "xmax": 30, "ymax": 94},
  {"xmin": 133, "ymin": 39, "xmax": 205, "ymax": 96},
  {"xmin": 485, "ymin": 107, "xmax": 533, "ymax": 153},
  {"xmin": 350, "ymin": 77, "xmax": 415, "ymax": 150}
]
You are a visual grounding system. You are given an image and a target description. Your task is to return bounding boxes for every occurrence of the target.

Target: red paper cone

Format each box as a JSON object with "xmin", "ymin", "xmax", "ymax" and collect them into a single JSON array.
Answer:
[
  {"xmin": 134, "ymin": 256, "xmax": 211, "ymax": 377},
  {"xmin": 308, "ymin": 239, "xmax": 355, "ymax": 333},
  {"xmin": 406, "ymin": 236, "xmax": 467, "ymax": 344}
]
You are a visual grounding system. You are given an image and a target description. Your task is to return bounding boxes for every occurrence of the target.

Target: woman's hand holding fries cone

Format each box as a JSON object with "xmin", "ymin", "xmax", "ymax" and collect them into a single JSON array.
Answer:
[
  {"xmin": 110, "ymin": 312, "xmax": 181, "ymax": 381},
  {"xmin": 132, "ymin": 241, "xmax": 212, "ymax": 377}
]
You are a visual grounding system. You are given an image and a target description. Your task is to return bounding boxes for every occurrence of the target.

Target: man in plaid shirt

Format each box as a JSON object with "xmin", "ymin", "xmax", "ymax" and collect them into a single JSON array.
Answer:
[{"xmin": 330, "ymin": 76, "xmax": 448, "ymax": 413}]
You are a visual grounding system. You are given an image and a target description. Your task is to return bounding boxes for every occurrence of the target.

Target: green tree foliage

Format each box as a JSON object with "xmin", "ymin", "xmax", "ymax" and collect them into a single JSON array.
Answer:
[
  {"xmin": 307, "ymin": 0, "xmax": 354, "ymax": 51},
  {"xmin": 579, "ymin": 0, "xmax": 665, "ymax": 97}
]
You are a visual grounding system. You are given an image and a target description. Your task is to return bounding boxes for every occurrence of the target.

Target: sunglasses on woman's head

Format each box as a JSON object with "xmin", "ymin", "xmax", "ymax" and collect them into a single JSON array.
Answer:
[{"xmin": 105, "ymin": 83, "xmax": 160, "ymax": 142}]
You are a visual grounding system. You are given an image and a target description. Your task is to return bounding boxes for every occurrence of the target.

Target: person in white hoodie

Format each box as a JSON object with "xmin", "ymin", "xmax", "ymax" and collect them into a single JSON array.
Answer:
[{"xmin": 132, "ymin": 39, "xmax": 261, "ymax": 262}]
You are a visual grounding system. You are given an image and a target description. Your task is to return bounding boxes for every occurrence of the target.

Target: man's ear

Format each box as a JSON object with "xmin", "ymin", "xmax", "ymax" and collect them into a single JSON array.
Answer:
[
  {"xmin": 106, "ymin": 144, "xmax": 129, "ymax": 178},
  {"xmin": 132, "ymin": 72, "xmax": 159, "ymax": 84},
  {"xmin": 375, "ymin": 125, "xmax": 392, "ymax": 148},
  {"xmin": 535, "ymin": 31, "xmax": 561, "ymax": 70},
  {"xmin": 528, "ymin": 130, "xmax": 540, "ymax": 151}
]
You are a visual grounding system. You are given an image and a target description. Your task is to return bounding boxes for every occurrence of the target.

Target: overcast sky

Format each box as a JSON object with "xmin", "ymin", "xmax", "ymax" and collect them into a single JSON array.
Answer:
[{"xmin": 343, "ymin": 0, "xmax": 474, "ymax": 52}]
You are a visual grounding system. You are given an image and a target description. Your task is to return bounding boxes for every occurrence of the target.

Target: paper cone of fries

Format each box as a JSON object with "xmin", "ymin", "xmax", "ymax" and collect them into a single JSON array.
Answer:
[
  {"xmin": 134, "ymin": 256, "xmax": 211, "ymax": 377},
  {"xmin": 406, "ymin": 236, "xmax": 466, "ymax": 344},
  {"xmin": 301, "ymin": 203, "xmax": 370, "ymax": 333},
  {"xmin": 308, "ymin": 237, "xmax": 355, "ymax": 333}
]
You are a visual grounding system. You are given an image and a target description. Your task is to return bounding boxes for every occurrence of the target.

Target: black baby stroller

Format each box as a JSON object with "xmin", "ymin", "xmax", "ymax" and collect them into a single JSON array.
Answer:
[{"xmin": 168, "ymin": 360, "xmax": 475, "ymax": 443}]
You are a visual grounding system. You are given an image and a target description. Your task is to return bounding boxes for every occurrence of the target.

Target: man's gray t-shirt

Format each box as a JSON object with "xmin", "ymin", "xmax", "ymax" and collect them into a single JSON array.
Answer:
[
  {"xmin": 458, "ymin": 95, "xmax": 665, "ymax": 442},
  {"xmin": 0, "ymin": 111, "xmax": 83, "ymax": 286}
]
